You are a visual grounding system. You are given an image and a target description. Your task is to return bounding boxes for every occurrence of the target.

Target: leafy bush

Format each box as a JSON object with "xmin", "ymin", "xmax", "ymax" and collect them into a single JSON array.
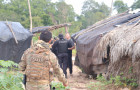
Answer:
[
  {"xmin": 0, "ymin": 60, "xmax": 24, "ymax": 90},
  {"xmin": 51, "ymin": 81, "xmax": 70, "ymax": 90}
]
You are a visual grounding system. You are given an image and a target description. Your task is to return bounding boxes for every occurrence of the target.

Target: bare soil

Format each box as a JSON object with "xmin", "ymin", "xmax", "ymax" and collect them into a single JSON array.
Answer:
[
  {"xmin": 66, "ymin": 60, "xmax": 97, "ymax": 90},
  {"xmin": 53, "ymin": 57, "xmax": 130, "ymax": 90}
]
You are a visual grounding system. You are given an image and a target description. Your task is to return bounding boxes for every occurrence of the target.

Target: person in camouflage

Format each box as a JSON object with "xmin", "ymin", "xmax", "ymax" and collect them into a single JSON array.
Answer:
[{"xmin": 19, "ymin": 30, "xmax": 68, "ymax": 90}]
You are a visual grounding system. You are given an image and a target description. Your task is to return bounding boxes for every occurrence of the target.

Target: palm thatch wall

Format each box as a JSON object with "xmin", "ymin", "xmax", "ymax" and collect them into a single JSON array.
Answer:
[{"xmin": 94, "ymin": 15, "xmax": 140, "ymax": 89}]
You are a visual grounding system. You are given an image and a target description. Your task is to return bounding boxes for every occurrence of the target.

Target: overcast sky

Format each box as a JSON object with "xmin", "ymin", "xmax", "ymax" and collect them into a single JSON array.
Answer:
[{"xmin": 52, "ymin": 0, "xmax": 135, "ymax": 15}]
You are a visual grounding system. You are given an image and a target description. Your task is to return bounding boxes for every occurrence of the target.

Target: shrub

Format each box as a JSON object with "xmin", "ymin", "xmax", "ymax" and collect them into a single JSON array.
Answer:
[{"xmin": 0, "ymin": 60, "xmax": 24, "ymax": 90}]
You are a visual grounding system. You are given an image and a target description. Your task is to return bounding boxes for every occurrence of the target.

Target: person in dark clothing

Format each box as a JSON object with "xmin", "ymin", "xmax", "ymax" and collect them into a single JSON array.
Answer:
[
  {"xmin": 65, "ymin": 33, "xmax": 75, "ymax": 76},
  {"xmin": 51, "ymin": 37, "xmax": 59, "ymax": 56},
  {"xmin": 52, "ymin": 34, "xmax": 72, "ymax": 78}
]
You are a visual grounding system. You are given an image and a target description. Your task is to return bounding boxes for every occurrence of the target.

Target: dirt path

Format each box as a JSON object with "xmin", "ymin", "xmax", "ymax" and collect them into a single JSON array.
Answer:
[{"xmin": 66, "ymin": 60, "xmax": 97, "ymax": 90}]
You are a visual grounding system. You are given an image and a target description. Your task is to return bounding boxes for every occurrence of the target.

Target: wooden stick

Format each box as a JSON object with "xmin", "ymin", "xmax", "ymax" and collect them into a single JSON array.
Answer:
[
  {"xmin": 27, "ymin": 0, "xmax": 33, "ymax": 45},
  {"xmin": 6, "ymin": 21, "xmax": 18, "ymax": 44},
  {"xmin": 27, "ymin": 0, "xmax": 32, "ymax": 32},
  {"xmin": 110, "ymin": 0, "xmax": 114, "ymax": 16},
  {"xmin": 65, "ymin": 26, "xmax": 68, "ymax": 33}
]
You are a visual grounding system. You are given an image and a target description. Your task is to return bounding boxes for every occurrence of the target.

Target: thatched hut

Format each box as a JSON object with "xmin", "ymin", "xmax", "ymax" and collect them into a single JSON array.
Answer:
[
  {"xmin": 72, "ymin": 10, "xmax": 140, "ymax": 85},
  {"xmin": 94, "ymin": 13, "xmax": 140, "ymax": 89}
]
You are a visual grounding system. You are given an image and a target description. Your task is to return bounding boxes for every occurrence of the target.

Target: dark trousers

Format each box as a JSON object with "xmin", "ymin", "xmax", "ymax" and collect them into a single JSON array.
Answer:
[
  {"xmin": 57, "ymin": 53, "xmax": 68, "ymax": 76},
  {"xmin": 68, "ymin": 54, "xmax": 73, "ymax": 74}
]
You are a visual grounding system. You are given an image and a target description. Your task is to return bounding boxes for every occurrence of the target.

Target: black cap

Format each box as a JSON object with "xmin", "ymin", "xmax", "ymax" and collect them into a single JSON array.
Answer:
[{"xmin": 58, "ymin": 34, "xmax": 63, "ymax": 39}]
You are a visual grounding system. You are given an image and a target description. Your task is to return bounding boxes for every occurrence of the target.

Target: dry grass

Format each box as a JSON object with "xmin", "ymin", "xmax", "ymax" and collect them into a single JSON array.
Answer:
[{"xmin": 94, "ymin": 16, "xmax": 140, "ymax": 89}]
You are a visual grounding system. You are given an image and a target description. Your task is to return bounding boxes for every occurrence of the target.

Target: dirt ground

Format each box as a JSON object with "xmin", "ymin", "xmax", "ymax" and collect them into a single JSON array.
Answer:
[
  {"xmin": 65, "ymin": 58, "xmax": 130, "ymax": 90},
  {"xmin": 66, "ymin": 60, "xmax": 97, "ymax": 90},
  {"xmin": 52, "ymin": 57, "xmax": 129, "ymax": 90}
]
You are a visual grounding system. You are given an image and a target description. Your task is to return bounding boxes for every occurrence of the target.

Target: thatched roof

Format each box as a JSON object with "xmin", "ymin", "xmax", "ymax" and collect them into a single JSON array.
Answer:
[
  {"xmin": 95, "ymin": 15, "xmax": 140, "ymax": 63},
  {"xmin": 95, "ymin": 15, "xmax": 140, "ymax": 89},
  {"xmin": 72, "ymin": 11, "xmax": 140, "ymax": 75},
  {"xmin": 73, "ymin": 10, "xmax": 140, "ymax": 89}
]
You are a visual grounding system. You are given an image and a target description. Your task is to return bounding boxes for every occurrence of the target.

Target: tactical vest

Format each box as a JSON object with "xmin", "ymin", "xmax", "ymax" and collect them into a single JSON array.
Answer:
[
  {"xmin": 25, "ymin": 52, "xmax": 51, "ymax": 81},
  {"xmin": 58, "ymin": 39, "xmax": 68, "ymax": 53}
]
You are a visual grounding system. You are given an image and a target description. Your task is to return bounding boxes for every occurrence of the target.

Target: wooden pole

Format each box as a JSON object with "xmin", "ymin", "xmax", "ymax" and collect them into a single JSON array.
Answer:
[
  {"xmin": 110, "ymin": 0, "xmax": 114, "ymax": 16},
  {"xmin": 27, "ymin": 0, "xmax": 32, "ymax": 32},
  {"xmin": 65, "ymin": 26, "xmax": 68, "ymax": 33},
  {"xmin": 67, "ymin": 26, "xmax": 69, "ymax": 33},
  {"xmin": 6, "ymin": 21, "xmax": 18, "ymax": 44},
  {"xmin": 27, "ymin": 0, "xmax": 33, "ymax": 45}
]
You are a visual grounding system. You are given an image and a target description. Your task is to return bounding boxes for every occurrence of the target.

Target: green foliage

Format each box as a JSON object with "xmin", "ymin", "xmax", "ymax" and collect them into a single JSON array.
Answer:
[
  {"xmin": 128, "ymin": 66, "xmax": 133, "ymax": 74},
  {"xmin": 41, "ymin": 14, "xmax": 53, "ymax": 26},
  {"xmin": 96, "ymin": 74, "xmax": 112, "ymax": 85},
  {"xmin": 52, "ymin": 27, "xmax": 65, "ymax": 37},
  {"xmin": 0, "ymin": 0, "xmax": 77, "ymax": 29},
  {"xmin": 120, "ymin": 72, "xmax": 124, "ymax": 76},
  {"xmin": 51, "ymin": 81, "xmax": 70, "ymax": 90},
  {"xmin": 32, "ymin": 16, "xmax": 44, "ymax": 27},
  {"xmin": 113, "ymin": 76, "xmax": 123, "ymax": 86},
  {"xmin": 96, "ymin": 74, "xmax": 106, "ymax": 82},
  {"xmin": 113, "ymin": 0, "xmax": 128, "ymax": 13},
  {"xmin": 72, "ymin": 49, "xmax": 76, "ymax": 56},
  {"xmin": 69, "ymin": 21, "xmax": 82, "ymax": 35},
  {"xmin": 55, "ymin": 1, "xmax": 75, "ymax": 24},
  {"xmin": 0, "ymin": 60, "xmax": 18, "ymax": 67},
  {"xmin": 87, "ymin": 74, "xmax": 138, "ymax": 90},
  {"xmin": 131, "ymin": 0, "xmax": 140, "ymax": 10},
  {"xmin": 0, "ymin": 0, "xmax": 112, "ymax": 35},
  {"xmin": 0, "ymin": 60, "xmax": 23, "ymax": 90},
  {"xmin": 87, "ymin": 82, "xmax": 105, "ymax": 90},
  {"xmin": 122, "ymin": 77, "xmax": 138, "ymax": 87},
  {"xmin": 32, "ymin": 33, "xmax": 40, "ymax": 43},
  {"xmin": 79, "ymin": 0, "xmax": 110, "ymax": 29}
]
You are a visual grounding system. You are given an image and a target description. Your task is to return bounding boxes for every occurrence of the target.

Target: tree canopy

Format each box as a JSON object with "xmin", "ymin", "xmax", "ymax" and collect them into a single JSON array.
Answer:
[
  {"xmin": 80, "ymin": 0, "xmax": 110, "ymax": 29},
  {"xmin": 0, "ymin": 0, "xmax": 136, "ymax": 36},
  {"xmin": 113, "ymin": 0, "xmax": 128, "ymax": 13},
  {"xmin": 131, "ymin": 0, "xmax": 140, "ymax": 10}
]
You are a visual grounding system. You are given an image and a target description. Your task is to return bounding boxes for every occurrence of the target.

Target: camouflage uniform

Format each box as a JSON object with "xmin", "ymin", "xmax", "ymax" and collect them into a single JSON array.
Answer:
[{"xmin": 19, "ymin": 40, "xmax": 67, "ymax": 90}]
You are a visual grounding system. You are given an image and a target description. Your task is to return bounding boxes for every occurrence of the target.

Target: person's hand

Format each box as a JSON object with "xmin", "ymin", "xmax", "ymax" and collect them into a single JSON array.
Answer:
[
  {"xmin": 63, "ymin": 81, "xmax": 68, "ymax": 87},
  {"xmin": 68, "ymin": 48, "xmax": 71, "ymax": 50}
]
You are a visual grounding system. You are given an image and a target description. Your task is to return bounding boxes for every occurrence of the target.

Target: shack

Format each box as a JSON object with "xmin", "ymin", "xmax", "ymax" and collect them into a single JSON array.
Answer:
[{"xmin": 72, "ymin": 11, "xmax": 140, "ymax": 78}]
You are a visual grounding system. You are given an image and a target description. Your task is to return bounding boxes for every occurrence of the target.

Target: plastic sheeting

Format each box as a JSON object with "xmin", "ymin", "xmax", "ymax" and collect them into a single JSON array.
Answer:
[
  {"xmin": 0, "ymin": 21, "xmax": 32, "ymax": 63},
  {"xmin": 72, "ymin": 12, "xmax": 140, "ymax": 75}
]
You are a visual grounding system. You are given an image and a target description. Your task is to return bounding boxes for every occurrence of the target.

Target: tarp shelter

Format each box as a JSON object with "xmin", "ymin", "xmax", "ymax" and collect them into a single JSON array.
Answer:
[
  {"xmin": 0, "ymin": 21, "xmax": 32, "ymax": 63},
  {"xmin": 72, "ymin": 11, "xmax": 140, "ymax": 75}
]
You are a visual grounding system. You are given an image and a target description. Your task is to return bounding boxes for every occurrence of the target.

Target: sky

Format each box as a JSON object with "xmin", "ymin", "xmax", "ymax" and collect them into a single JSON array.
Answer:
[{"xmin": 52, "ymin": 0, "xmax": 135, "ymax": 15}]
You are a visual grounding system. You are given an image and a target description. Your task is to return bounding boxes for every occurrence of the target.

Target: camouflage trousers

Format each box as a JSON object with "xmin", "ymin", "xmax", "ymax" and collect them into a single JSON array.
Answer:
[{"xmin": 26, "ymin": 81, "xmax": 50, "ymax": 90}]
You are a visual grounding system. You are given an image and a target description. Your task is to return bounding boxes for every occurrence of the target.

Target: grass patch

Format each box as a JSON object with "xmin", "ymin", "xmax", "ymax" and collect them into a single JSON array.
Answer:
[{"xmin": 87, "ymin": 74, "xmax": 138, "ymax": 90}]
